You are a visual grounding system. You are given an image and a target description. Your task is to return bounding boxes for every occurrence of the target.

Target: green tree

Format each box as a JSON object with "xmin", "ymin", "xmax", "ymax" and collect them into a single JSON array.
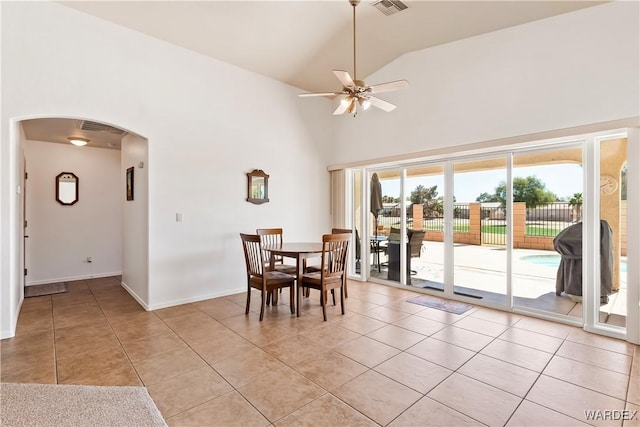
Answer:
[
  {"xmin": 382, "ymin": 195, "xmax": 399, "ymax": 203},
  {"xmin": 568, "ymin": 193, "xmax": 582, "ymax": 206},
  {"xmin": 568, "ymin": 192, "xmax": 583, "ymax": 221},
  {"xmin": 409, "ymin": 185, "xmax": 438, "ymax": 204},
  {"xmin": 493, "ymin": 176, "xmax": 556, "ymax": 208},
  {"xmin": 475, "ymin": 192, "xmax": 501, "ymax": 203},
  {"xmin": 409, "ymin": 185, "xmax": 442, "ymax": 218}
]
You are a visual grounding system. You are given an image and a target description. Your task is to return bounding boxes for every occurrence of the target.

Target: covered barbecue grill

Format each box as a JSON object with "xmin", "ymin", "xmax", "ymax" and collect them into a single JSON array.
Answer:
[{"xmin": 553, "ymin": 220, "xmax": 613, "ymax": 303}]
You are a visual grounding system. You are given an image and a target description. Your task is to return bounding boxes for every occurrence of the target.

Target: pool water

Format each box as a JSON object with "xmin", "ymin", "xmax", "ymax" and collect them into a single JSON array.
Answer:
[{"xmin": 521, "ymin": 254, "xmax": 627, "ymax": 273}]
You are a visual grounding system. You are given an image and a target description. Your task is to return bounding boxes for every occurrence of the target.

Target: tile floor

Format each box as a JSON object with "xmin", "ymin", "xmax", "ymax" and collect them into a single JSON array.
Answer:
[{"xmin": 1, "ymin": 276, "xmax": 639, "ymax": 426}]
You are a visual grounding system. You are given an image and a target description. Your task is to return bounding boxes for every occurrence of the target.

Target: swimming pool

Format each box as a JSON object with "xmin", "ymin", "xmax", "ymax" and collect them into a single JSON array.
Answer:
[{"xmin": 520, "ymin": 254, "xmax": 627, "ymax": 273}]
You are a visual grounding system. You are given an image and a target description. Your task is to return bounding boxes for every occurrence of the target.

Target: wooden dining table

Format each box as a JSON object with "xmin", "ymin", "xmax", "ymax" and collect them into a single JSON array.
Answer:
[{"xmin": 263, "ymin": 242, "xmax": 324, "ymax": 316}]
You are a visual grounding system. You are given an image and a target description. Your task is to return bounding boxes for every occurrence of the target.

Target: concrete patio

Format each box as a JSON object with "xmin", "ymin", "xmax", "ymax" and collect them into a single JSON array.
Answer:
[{"xmin": 369, "ymin": 241, "xmax": 627, "ymax": 327}]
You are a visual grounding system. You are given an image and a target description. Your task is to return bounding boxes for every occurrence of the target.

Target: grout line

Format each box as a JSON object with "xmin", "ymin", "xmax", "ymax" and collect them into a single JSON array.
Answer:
[
  {"xmin": 504, "ymin": 333, "xmax": 587, "ymax": 427},
  {"xmin": 11, "ymin": 276, "xmax": 636, "ymax": 426},
  {"xmin": 88, "ymin": 277, "xmax": 146, "ymax": 387},
  {"xmin": 50, "ymin": 294, "xmax": 59, "ymax": 385}
]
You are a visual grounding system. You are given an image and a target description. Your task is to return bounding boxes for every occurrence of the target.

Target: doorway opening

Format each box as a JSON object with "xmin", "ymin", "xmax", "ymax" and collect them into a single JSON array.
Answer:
[{"xmin": 18, "ymin": 116, "xmax": 149, "ymax": 309}]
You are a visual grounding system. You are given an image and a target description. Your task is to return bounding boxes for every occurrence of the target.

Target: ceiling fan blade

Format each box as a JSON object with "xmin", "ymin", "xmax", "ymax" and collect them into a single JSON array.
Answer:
[
  {"xmin": 298, "ymin": 92, "xmax": 343, "ymax": 98},
  {"xmin": 333, "ymin": 70, "xmax": 355, "ymax": 88},
  {"xmin": 333, "ymin": 98, "xmax": 351, "ymax": 115},
  {"xmin": 368, "ymin": 96, "xmax": 397, "ymax": 112},
  {"xmin": 367, "ymin": 80, "xmax": 409, "ymax": 94}
]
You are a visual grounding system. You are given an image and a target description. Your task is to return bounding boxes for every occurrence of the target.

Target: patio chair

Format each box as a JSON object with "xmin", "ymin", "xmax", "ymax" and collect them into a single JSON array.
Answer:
[
  {"xmin": 387, "ymin": 228, "xmax": 425, "ymax": 280},
  {"xmin": 299, "ymin": 233, "xmax": 349, "ymax": 321},
  {"xmin": 407, "ymin": 229, "xmax": 426, "ymax": 275},
  {"xmin": 240, "ymin": 233, "xmax": 295, "ymax": 321},
  {"xmin": 408, "ymin": 229, "xmax": 425, "ymax": 257}
]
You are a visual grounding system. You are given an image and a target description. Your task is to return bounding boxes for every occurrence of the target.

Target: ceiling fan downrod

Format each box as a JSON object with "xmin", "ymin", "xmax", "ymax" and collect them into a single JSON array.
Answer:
[
  {"xmin": 296, "ymin": 0, "xmax": 408, "ymax": 116},
  {"xmin": 350, "ymin": 0, "xmax": 360, "ymax": 81}
]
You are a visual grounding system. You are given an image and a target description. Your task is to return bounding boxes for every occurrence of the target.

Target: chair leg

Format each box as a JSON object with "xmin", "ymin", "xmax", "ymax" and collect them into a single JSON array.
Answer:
[
  {"xmin": 296, "ymin": 283, "xmax": 301, "ymax": 317},
  {"xmin": 289, "ymin": 285, "xmax": 295, "ymax": 314},
  {"xmin": 320, "ymin": 288, "xmax": 327, "ymax": 321},
  {"xmin": 259, "ymin": 291, "xmax": 266, "ymax": 321},
  {"xmin": 266, "ymin": 291, "xmax": 271, "ymax": 306},
  {"xmin": 331, "ymin": 289, "xmax": 336, "ymax": 306},
  {"xmin": 344, "ymin": 277, "xmax": 348, "ymax": 298},
  {"xmin": 245, "ymin": 287, "xmax": 251, "ymax": 315},
  {"xmin": 340, "ymin": 286, "xmax": 345, "ymax": 315}
]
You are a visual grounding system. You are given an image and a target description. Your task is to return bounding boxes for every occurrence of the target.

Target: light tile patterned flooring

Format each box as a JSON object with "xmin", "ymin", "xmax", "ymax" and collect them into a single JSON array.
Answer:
[{"xmin": 1, "ymin": 276, "xmax": 639, "ymax": 426}]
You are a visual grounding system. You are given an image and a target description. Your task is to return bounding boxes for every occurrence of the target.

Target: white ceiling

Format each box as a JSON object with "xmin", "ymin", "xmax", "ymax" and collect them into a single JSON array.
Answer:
[
  {"xmin": 59, "ymin": 0, "xmax": 605, "ymax": 93},
  {"xmin": 26, "ymin": 1, "xmax": 605, "ymax": 149}
]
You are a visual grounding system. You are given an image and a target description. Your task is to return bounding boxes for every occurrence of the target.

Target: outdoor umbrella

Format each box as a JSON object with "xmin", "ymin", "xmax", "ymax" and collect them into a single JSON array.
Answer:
[{"xmin": 370, "ymin": 173, "xmax": 383, "ymax": 237}]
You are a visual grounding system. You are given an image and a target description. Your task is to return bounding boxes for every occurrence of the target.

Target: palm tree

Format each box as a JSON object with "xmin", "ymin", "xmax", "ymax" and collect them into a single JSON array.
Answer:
[{"xmin": 568, "ymin": 193, "xmax": 582, "ymax": 222}]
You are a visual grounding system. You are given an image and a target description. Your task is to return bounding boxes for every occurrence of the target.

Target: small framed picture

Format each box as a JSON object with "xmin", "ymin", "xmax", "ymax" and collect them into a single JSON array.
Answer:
[{"xmin": 126, "ymin": 167, "xmax": 134, "ymax": 201}]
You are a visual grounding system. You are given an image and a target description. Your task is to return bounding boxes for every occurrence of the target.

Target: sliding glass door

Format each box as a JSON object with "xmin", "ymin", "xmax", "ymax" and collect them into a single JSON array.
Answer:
[
  {"xmin": 596, "ymin": 137, "xmax": 628, "ymax": 329},
  {"xmin": 368, "ymin": 169, "xmax": 402, "ymax": 282},
  {"xmin": 511, "ymin": 146, "xmax": 584, "ymax": 321},
  {"xmin": 452, "ymin": 157, "xmax": 508, "ymax": 305},
  {"xmin": 405, "ymin": 165, "xmax": 445, "ymax": 289},
  {"xmin": 345, "ymin": 130, "xmax": 637, "ymax": 343}
]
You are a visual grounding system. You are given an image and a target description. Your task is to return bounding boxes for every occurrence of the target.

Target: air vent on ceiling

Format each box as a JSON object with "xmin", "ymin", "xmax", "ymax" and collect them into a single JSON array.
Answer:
[
  {"xmin": 80, "ymin": 120, "xmax": 127, "ymax": 135},
  {"xmin": 371, "ymin": 0, "xmax": 408, "ymax": 16}
]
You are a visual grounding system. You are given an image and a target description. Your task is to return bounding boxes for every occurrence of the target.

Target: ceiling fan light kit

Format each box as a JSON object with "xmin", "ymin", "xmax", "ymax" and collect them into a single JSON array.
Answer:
[{"xmin": 298, "ymin": 0, "xmax": 408, "ymax": 117}]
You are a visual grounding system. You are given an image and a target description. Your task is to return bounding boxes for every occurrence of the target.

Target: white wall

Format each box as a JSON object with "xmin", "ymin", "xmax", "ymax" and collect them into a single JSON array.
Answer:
[
  {"xmin": 7, "ymin": 1, "xmax": 634, "ymax": 336},
  {"xmin": 330, "ymin": 1, "xmax": 640, "ymax": 165},
  {"xmin": 24, "ymin": 140, "xmax": 122, "ymax": 284},
  {"xmin": 1, "ymin": 122, "xmax": 27, "ymax": 338},
  {"xmin": 1, "ymin": 1, "xmax": 333, "ymax": 336},
  {"xmin": 121, "ymin": 134, "xmax": 149, "ymax": 305},
  {"xmin": 325, "ymin": 0, "xmax": 640, "ymax": 343}
]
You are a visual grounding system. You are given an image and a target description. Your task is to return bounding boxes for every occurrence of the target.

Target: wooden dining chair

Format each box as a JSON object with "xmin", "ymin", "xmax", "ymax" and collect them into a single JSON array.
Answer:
[
  {"xmin": 256, "ymin": 227, "xmax": 298, "ymax": 305},
  {"xmin": 240, "ymin": 233, "xmax": 295, "ymax": 321},
  {"xmin": 304, "ymin": 228, "xmax": 352, "ymax": 298},
  {"xmin": 255, "ymin": 228, "xmax": 297, "ymax": 275},
  {"xmin": 331, "ymin": 228, "xmax": 352, "ymax": 234},
  {"xmin": 299, "ymin": 233, "xmax": 349, "ymax": 321}
]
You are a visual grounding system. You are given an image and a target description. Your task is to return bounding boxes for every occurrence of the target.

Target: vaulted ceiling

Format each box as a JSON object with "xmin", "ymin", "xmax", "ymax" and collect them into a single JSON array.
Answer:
[
  {"xmin": 26, "ymin": 1, "xmax": 605, "ymax": 148},
  {"xmin": 59, "ymin": 1, "xmax": 605, "ymax": 93}
]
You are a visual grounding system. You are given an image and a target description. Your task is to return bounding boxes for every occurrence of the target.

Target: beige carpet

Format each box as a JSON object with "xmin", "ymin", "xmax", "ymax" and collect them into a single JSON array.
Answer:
[{"xmin": 0, "ymin": 383, "xmax": 166, "ymax": 427}]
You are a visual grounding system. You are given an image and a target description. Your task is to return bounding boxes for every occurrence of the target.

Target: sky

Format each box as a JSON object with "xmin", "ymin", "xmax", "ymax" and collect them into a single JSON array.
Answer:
[{"xmin": 380, "ymin": 164, "xmax": 583, "ymax": 203}]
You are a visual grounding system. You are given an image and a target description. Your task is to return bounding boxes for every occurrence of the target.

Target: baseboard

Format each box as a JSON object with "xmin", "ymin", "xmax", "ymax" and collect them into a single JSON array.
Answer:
[
  {"xmin": 25, "ymin": 271, "xmax": 123, "ymax": 286},
  {"xmin": 120, "ymin": 280, "xmax": 151, "ymax": 311},
  {"xmin": 0, "ymin": 328, "xmax": 15, "ymax": 340},
  {"xmin": 147, "ymin": 286, "xmax": 246, "ymax": 311},
  {"xmin": 1, "ymin": 296, "xmax": 24, "ymax": 339}
]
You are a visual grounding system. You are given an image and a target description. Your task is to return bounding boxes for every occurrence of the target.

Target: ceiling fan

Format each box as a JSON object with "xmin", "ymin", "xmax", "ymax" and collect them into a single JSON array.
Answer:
[{"xmin": 299, "ymin": 0, "xmax": 409, "ymax": 116}]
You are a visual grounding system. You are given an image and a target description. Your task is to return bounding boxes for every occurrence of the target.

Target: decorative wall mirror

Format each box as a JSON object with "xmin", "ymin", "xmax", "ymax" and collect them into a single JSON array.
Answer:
[
  {"xmin": 247, "ymin": 169, "xmax": 269, "ymax": 204},
  {"xmin": 56, "ymin": 172, "xmax": 79, "ymax": 205}
]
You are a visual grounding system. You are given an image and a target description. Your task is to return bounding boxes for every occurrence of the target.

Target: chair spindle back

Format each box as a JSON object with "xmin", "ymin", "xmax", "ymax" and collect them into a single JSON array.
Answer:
[
  {"xmin": 256, "ymin": 228, "xmax": 284, "ymax": 265},
  {"xmin": 321, "ymin": 233, "xmax": 350, "ymax": 280},
  {"xmin": 240, "ymin": 233, "xmax": 265, "ymax": 277}
]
